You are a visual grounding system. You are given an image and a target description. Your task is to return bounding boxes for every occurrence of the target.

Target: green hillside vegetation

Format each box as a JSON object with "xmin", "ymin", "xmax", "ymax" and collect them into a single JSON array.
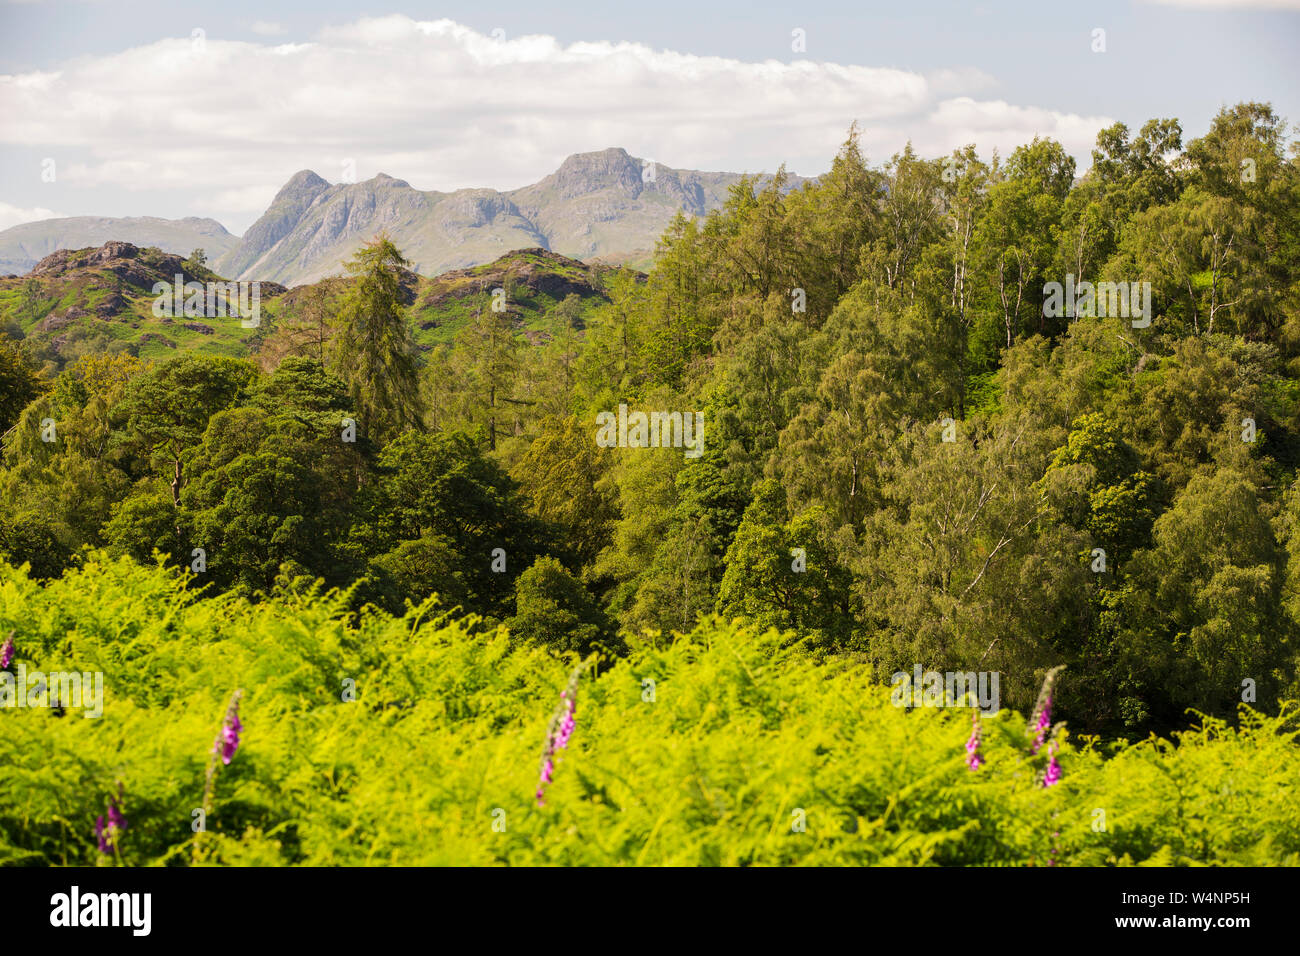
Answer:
[
  {"xmin": 404, "ymin": 247, "xmax": 615, "ymax": 347},
  {"xmin": 2, "ymin": 243, "xmax": 617, "ymax": 377},
  {"xmin": 1, "ymin": 555, "xmax": 1296, "ymax": 866},
  {"xmin": 0, "ymin": 243, "xmax": 287, "ymax": 372}
]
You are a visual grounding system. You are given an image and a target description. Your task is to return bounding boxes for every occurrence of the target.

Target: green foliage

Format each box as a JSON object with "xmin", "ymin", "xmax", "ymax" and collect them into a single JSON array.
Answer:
[
  {"xmin": 330, "ymin": 235, "xmax": 423, "ymax": 442},
  {"xmin": 510, "ymin": 414, "xmax": 616, "ymax": 568},
  {"xmin": 717, "ymin": 479, "xmax": 856, "ymax": 648},
  {"xmin": 507, "ymin": 555, "xmax": 610, "ymax": 656},
  {"xmin": 0, "ymin": 337, "xmax": 45, "ymax": 435},
  {"xmin": 0, "ymin": 555, "xmax": 1296, "ymax": 866},
  {"xmin": 114, "ymin": 354, "xmax": 258, "ymax": 505},
  {"xmin": 182, "ymin": 248, "xmax": 207, "ymax": 273},
  {"xmin": 362, "ymin": 429, "xmax": 545, "ymax": 618}
]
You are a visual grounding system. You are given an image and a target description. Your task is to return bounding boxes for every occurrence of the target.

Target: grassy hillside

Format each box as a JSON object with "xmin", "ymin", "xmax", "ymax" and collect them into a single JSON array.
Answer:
[
  {"xmin": 0, "ymin": 242, "xmax": 286, "ymax": 372},
  {"xmin": 1, "ymin": 553, "xmax": 1296, "ymax": 867},
  {"xmin": 405, "ymin": 247, "xmax": 615, "ymax": 347},
  {"xmin": 1, "ymin": 243, "xmax": 613, "ymax": 371}
]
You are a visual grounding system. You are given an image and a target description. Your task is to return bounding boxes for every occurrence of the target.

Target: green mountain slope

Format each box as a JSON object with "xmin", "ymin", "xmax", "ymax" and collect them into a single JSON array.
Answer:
[
  {"xmin": 0, "ymin": 241, "xmax": 286, "ymax": 370},
  {"xmin": 407, "ymin": 247, "xmax": 615, "ymax": 347},
  {"xmin": 2, "ymin": 242, "xmax": 615, "ymax": 368}
]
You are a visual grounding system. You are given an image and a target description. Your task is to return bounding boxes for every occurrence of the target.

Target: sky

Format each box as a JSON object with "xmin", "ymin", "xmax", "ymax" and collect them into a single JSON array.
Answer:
[{"xmin": 0, "ymin": 0, "xmax": 1297, "ymax": 235}]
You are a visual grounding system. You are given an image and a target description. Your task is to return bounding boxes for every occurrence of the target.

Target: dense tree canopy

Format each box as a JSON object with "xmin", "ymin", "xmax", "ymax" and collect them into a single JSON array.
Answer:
[{"xmin": 2, "ymin": 101, "xmax": 1298, "ymax": 737}]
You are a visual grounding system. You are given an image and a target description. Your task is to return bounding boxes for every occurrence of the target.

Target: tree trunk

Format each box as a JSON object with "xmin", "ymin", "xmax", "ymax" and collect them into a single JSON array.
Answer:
[{"xmin": 171, "ymin": 459, "xmax": 182, "ymax": 508}]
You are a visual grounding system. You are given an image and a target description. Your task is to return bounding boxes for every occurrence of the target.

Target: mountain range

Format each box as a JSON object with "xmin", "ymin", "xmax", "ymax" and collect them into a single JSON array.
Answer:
[{"xmin": 0, "ymin": 148, "xmax": 799, "ymax": 286}]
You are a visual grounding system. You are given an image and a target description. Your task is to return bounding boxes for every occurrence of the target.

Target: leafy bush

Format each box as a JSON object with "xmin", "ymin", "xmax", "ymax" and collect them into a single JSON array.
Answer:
[{"xmin": 1, "ymin": 554, "xmax": 1297, "ymax": 866}]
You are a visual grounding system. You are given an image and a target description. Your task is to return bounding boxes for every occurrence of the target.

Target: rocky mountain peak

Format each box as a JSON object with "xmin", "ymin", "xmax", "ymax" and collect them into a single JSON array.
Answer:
[
  {"xmin": 547, "ymin": 147, "xmax": 645, "ymax": 199},
  {"xmin": 0, "ymin": 149, "xmax": 792, "ymax": 285},
  {"xmin": 278, "ymin": 170, "xmax": 330, "ymax": 197}
]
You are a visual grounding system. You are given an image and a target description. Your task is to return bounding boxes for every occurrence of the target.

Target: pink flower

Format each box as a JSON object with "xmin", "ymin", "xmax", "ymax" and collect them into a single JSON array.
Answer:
[
  {"xmin": 536, "ymin": 672, "xmax": 581, "ymax": 805},
  {"xmin": 0, "ymin": 633, "xmax": 13, "ymax": 670},
  {"xmin": 965, "ymin": 710, "xmax": 984, "ymax": 771},
  {"xmin": 1030, "ymin": 696, "xmax": 1052, "ymax": 755},
  {"xmin": 1043, "ymin": 740, "xmax": 1062, "ymax": 788},
  {"xmin": 96, "ymin": 796, "xmax": 126, "ymax": 853},
  {"xmin": 219, "ymin": 713, "xmax": 242, "ymax": 764},
  {"xmin": 210, "ymin": 692, "xmax": 244, "ymax": 767}
]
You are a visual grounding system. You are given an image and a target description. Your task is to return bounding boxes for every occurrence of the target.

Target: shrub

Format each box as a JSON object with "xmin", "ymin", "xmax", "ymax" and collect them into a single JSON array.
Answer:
[{"xmin": 1, "ymin": 553, "xmax": 1296, "ymax": 866}]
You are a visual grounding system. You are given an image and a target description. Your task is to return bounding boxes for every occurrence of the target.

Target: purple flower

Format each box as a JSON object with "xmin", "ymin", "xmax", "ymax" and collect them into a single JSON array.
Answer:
[
  {"xmin": 536, "ymin": 677, "xmax": 581, "ymax": 805},
  {"xmin": 218, "ymin": 713, "xmax": 241, "ymax": 764},
  {"xmin": 1043, "ymin": 740, "xmax": 1062, "ymax": 788},
  {"xmin": 554, "ymin": 697, "xmax": 576, "ymax": 751},
  {"xmin": 213, "ymin": 695, "xmax": 243, "ymax": 765},
  {"xmin": 1026, "ymin": 666, "xmax": 1066, "ymax": 756},
  {"xmin": 0, "ymin": 633, "xmax": 13, "ymax": 670},
  {"xmin": 1030, "ymin": 696, "xmax": 1052, "ymax": 755},
  {"xmin": 96, "ymin": 797, "xmax": 126, "ymax": 853},
  {"xmin": 965, "ymin": 709, "xmax": 984, "ymax": 771}
]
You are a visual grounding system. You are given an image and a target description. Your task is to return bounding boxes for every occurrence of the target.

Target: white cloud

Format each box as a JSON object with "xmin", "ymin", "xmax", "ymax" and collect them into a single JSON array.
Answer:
[
  {"xmin": 0, "ymin": 16, "xmax": 1113, "ymax": 232},
  {"xmin": 0, "ymin": 200, "xmax": 66, "ymax": 230},
  {"xmin": 249, "ymin": 21, "xmax": 287, "ymax": 37},
  {"xmin": 927, "ymin": 98, "xmax": 1111, "ymax": 154}
]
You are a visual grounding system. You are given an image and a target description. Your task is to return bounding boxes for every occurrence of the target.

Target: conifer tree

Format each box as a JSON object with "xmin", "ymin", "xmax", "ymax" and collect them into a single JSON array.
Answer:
[{"xmin": 331, "ymin": 235, "xmax": 423, "ymax": 442}]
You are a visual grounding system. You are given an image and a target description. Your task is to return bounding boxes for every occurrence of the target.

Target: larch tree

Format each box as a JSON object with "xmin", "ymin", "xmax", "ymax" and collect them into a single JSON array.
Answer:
[{"xmin": 331, "ymin": 235, "xmax": 423, "ymax": 443}]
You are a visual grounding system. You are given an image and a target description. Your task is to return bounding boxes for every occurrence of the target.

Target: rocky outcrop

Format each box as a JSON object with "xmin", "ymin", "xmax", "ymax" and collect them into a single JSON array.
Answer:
[
  {"xmin": 420, "ymin": 248, "xmax": 606, "ymax": 312},
  {"xmin": 0, "ymin": 216, "xmax": 237, "ymax": 276}
]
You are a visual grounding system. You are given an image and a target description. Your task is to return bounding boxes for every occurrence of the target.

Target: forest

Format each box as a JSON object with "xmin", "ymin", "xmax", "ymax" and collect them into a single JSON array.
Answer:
[{"xmin": 2, "ymin": 103, "xmax": 1299, "ymax": 862}]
